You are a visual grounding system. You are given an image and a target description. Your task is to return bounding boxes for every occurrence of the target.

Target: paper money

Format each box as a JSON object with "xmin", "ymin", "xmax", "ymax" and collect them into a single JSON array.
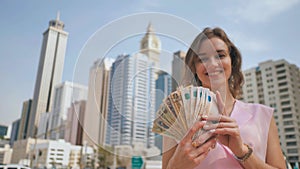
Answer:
[{"xmin": 152, "ymin": 86, "xmax": 220, "ymax": 143}]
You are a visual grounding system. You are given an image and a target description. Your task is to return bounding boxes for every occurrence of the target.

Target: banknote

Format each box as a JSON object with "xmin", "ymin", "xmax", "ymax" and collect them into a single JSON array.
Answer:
[{"xmin": 152, "ymin": 86, "xmax": 220, "ymax": 143}]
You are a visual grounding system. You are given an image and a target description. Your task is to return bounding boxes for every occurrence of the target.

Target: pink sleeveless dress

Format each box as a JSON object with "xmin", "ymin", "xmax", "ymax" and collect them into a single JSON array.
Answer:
[{"xmin": 195, "ymin": 100, "xmax": 273, "ymax": 169}]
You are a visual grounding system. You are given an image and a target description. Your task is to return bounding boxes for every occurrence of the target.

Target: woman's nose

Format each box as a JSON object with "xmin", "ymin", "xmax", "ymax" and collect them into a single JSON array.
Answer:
[{"xmin": 206, "ymin": 57, "xmax": 219, "ymax": 67}]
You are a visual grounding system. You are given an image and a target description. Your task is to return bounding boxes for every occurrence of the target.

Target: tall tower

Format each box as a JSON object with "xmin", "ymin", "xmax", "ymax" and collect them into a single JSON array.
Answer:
[
  {"xmin": 27, "ymin": 12, "xmax": 68, "ymax": 138},
  {"xmin": 242, "ymin": 59, "xmax": 300, "ymax": 166},
  {"xmin": 82, "ymin": 58, "xmax": 113, "ymax": 147},
  {"xmin": 106, "ymin": 53, "xmax": 156, "ymax": 148},
  {"xmin": 48, "ymin": 81, "xmax": 87, "ymax": 140},
  {"xmin": 172, "ymin": 50, "xmax": 186, "ymax": 91},
  {"xmin": 140, "ymin": 23, "xmax": 161, "ymax": 69}
]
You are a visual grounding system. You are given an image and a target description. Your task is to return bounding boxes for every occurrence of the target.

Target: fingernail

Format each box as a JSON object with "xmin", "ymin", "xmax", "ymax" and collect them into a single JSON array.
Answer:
[
  {"xmin": 212, "ymin": 143, "xmax": 216, "ymax": 149},
  {"xmin": 192, "ymin": 141, "xmax": 198, "ymax": 148},
  {"xmin": 209, "ymin": 129, "xmax": 216, "ymax": 133},
  {"xmin": 203, "ymin": 124, "xmax": 210, "ymax": 130}
]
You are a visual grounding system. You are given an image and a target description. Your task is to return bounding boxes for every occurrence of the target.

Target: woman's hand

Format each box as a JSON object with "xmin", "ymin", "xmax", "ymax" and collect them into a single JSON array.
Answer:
[
  {"xmin": 213, "ymin": 91, "xmax": 248, "ymax": 157},
  {"xmin": 166, "ymin": 121, "xmax": 217, "ymax": 169}
]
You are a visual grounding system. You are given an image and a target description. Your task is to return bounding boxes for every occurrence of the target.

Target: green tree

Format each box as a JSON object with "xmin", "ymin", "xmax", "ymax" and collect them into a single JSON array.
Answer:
[{"xmin": 97, "ymin": 145, "xmax": 113, "ymax": 169}]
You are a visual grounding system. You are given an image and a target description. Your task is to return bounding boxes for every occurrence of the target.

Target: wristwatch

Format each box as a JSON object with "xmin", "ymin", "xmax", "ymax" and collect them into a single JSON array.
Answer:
[{"xmin": 234, "ymin": 143, "xmax": 253, "ymax": 162}]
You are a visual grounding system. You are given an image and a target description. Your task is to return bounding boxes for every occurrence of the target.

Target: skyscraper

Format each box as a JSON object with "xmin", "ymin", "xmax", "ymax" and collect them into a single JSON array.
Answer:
[
  {"xmin": 242, "ymin": 59, "xmax": 300, "ymax": 166},
  {"xmin": 65, "ymin": 100, "xmax": 86, "ymax": 145},
  {"xmin": 155, "ymin": 71, "xmax": 172, "ymax": 152},
  {"xmin": 172, "ymin": 50, "xmax": 186, "ymax": 91},
  {"xmin": 0, "ymin": 125, "xmax": 8, "ymax": 138},
  {"xmin": 27, "ymin": 13, "xmax": 68, "ymax": 138},
  {"xmin": 10, "ymin": 119, "xmax": 20, "ymax": 146},
  {"xmin": 82, "ymin": 58, "xmax": 113, "ymax": 147},
  {"xmin": 140, "ymin": 23, "xmax": 161, "ymax": 69},
  {"xmin": 18, "ymin": 99, "xmax": 32, "ymax": 140},
  {"xmin": 106, "ymin": 53, "xmax": 156, "ymax": 148},
  {"xmin": 48, "ymin": 81, "xmax": 87, "ymax": 140}
]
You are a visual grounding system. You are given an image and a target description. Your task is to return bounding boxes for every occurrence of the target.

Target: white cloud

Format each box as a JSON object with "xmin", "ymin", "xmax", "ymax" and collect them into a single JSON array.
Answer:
[{"xmin": 229, "ymin": 0, "xmax": 300, "ymax": 22}]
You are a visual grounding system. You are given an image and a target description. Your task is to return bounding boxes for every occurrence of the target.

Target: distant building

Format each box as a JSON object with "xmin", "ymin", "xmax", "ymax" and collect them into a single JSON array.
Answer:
[
  {"xmin": 242, "ymin": 59, "xmax": 300, "ymax": 166},
  {"xmin": 30, "ymin": 139, "xmax": 93, "ymax": 169},
  {"xmin": 172, "ymin": 50, "xmax": 186, "ymax": 91},
  {"xmin": 0, "ymin": 140, "xmax": 12, "ymax": 164},
  {"xmin": 140, "ymin": 23, "xmax": 161, "ymax": 69},
  {"xmin": 11, "ymin": 138, "xmax": 48, "ymax": 165},
  {"xmin": 0, "ymin": 125, "xmax": 8, "ymax": 138},
  {"xmin": 10, "ymin": 119, "xmax": 20, "ymax": 146},
  {"xmin": 82, "ymin": 58, "xmax": 113, "ymax": 147},
  {"xmin": 37, "ymin": 112, "xmax": 50, "ymax": 139},
  {"xmin": 27, "ymin": 12, "xmax": 68, "ymax": 138},
  {"xmin": 65, "ymin": 100, "xmax": 86, "ymax": 145},
  {"xmin": 106, "ymin": 53, "xmax": 156, "ymax": 148},
  {"xmin": 18, "ymin": 99, "xmax": 32, "ymax": 140},
  {"xmin": 155, "ymin": 71, "xmax": 172, "ymax": 152},
  {"xmin": 48, "ymin": 81, "xmax": 87, "ymax": 140},
  {"xmin": 155, "ymin": 71, "xmax": 172, "ymax": 111}
]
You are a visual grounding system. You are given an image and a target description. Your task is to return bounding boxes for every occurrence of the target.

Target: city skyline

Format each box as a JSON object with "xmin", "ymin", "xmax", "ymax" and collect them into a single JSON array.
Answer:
[{"xmin": 1, "ymin": 1, "xmax": 300, "ymax": 126}]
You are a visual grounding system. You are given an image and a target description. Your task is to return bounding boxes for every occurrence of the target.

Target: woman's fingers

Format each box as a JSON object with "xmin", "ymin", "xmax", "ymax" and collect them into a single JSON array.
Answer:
[
  {"xmin": 214, "ymin": 127, "xmax": 240, "ymax": 137},
  {"xmin": 182, "ymin": 121, "xmax": 205, "ymax": 143},
  {"xmin": 190, "ymin": 136, "xmax": 216, "ymax": 156},
  {"xmin": 193, "ymin": 138, "xmax": 216, "ymax": 162}
]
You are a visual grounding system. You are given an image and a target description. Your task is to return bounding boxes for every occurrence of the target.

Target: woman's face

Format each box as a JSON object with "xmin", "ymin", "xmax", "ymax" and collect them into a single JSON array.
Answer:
[{"xmin": 194, "ymin": 37, "xmax": 232, "ymax": 89}]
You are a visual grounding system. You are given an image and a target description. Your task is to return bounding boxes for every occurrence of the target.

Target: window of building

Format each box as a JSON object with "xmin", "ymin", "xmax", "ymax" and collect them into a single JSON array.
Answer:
[
  {"xmin": 276, "ymin": 69, "xmax": 286, "ymax": 74},
  {"xmin": 285, "ymin": 128, "xmax": 295, "ymax": 132},
  {"xmin": 280, "ymin": 94, "xmax": 289, "ymax": 99},
  {"xmin": 277, "ymin": 76, "xmax": 286, "ymax": 81},
  {"xmin": 282, "ymin": 107, "xmax": 292, "ymax": 112},
  {"xmin": 287, "ymin": 149, "xmax": 298, "ymax": 154},
  {"xmin": 288, "ymin": 156, "xmax": 299, "ymax": 161},
  {"xmin": 279, "ymin": 88, "xmax": 288, "ymax": 93},
  {"xmin": 283, "ymin": 120, "xmax": 294, "ymax": 125},
  {"xmin": 278, "ymin": 82, "xmax": 287, "ymax": 87},
  {"xmin": 275, "ymin": 64, "xmax": 285, "ymax": 69},
  {"xmin": 286, "ymin": 141, "xmax": 297, "ymax": 146},
  {"xmin": 281, "ymin": 101, "xmax": 290, "ymax": 106},
  {"xmin": 286, "ymin": 134, "xmax": 296, "ymax": 139}
]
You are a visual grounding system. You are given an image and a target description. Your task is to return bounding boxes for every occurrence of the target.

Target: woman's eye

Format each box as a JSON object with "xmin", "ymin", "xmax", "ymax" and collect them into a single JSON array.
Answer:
[
  {"xmin": 199, "ymin": 57, "xmax": 208, "ymax": 62},
  {"xmin": 216, "ymin": 54, "xmax": 225, "ymax": 59}
]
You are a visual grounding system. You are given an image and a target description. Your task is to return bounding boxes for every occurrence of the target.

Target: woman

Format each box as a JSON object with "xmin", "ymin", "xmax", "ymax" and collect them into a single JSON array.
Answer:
[{"xmin": 162, "ymin": 27, "xmax": 286, "ymax": 169}]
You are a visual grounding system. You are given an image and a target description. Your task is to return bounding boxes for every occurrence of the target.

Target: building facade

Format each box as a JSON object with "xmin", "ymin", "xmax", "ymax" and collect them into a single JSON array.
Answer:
[
  {"xmin": 106, "ymin": 53, "xmax": 156, "ymax": 148},
  {"xmin": 171, "ymin": 50, "xmax": 186, "ymax": 91},
  {"xmin": 0, "ymin": 125, "xmax": 8, "ymax": 138},
  {"xmin": 27, "ymin": 13, "xmax": 68, "ymax": 138},
  {"xmin": 0, "ymin": 140, "xmax": 12, "ymax": 164},
  {"xmin": 18, "ymin": 99, "xmax": 32, "ymax": 140},
  {"xmin": 30, "ymin": 139, "xmax": 93, "ymax": 169},
  {"xmin": 242, "ymin": 59, "xmax": 300, "ymax": 165},
  {"xmin": 154, "ymin": 71, "xmax": 172, "ymax": 152},
  {"xmin": 65, "ymin": 100, "xmax": 86, "ymax": 145},
  {"xmin": 140, "ymin": 23, "xmax": 161, "ymax": 69},
  {"xmin": 9, "ymin": 119, "xmax": 20, "ymax": 146},
  {"xmin": 82, "ymin": 58, "xmax": 113, "ymax": 147},
  {"xmin": 48, "ymin": 81, "xmax": 87, "ymax": 140}
]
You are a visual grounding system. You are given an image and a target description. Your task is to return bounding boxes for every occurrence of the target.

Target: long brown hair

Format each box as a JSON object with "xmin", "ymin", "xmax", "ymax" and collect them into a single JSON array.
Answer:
[{"xmin": 185, "ymin": 27, "xmax": 244, "ymax": 98}]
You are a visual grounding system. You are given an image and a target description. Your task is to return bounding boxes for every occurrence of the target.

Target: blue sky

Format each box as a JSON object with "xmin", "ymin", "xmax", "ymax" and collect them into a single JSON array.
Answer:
[{"xmin": 1, "ymin": 0, "xmax": 300, "ymax": 126}]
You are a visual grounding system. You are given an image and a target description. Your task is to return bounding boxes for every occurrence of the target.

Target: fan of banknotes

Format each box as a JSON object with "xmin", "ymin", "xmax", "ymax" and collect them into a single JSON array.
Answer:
[{"xmin": 152, "ymin": 85, "xmax": 220, "ymax": 145}]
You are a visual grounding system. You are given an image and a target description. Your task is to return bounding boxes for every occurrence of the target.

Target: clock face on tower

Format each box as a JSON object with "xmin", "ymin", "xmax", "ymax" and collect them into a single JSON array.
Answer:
[{"xmin": 151, "ymin": 42, "xmax": 157, "ymax": 48}]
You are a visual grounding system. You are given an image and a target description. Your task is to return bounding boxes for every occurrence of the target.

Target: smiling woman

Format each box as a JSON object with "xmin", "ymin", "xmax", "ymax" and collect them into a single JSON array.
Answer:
[{"xmin": 162, "ymin": 27, "xmax": 287, "ymax": 169}]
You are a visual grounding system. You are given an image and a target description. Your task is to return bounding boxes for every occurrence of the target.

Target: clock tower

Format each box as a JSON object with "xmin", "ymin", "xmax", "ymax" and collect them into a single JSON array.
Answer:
[{"xmin": 140, "ymin": 23, "xmax": 161, "ymax": 68}]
